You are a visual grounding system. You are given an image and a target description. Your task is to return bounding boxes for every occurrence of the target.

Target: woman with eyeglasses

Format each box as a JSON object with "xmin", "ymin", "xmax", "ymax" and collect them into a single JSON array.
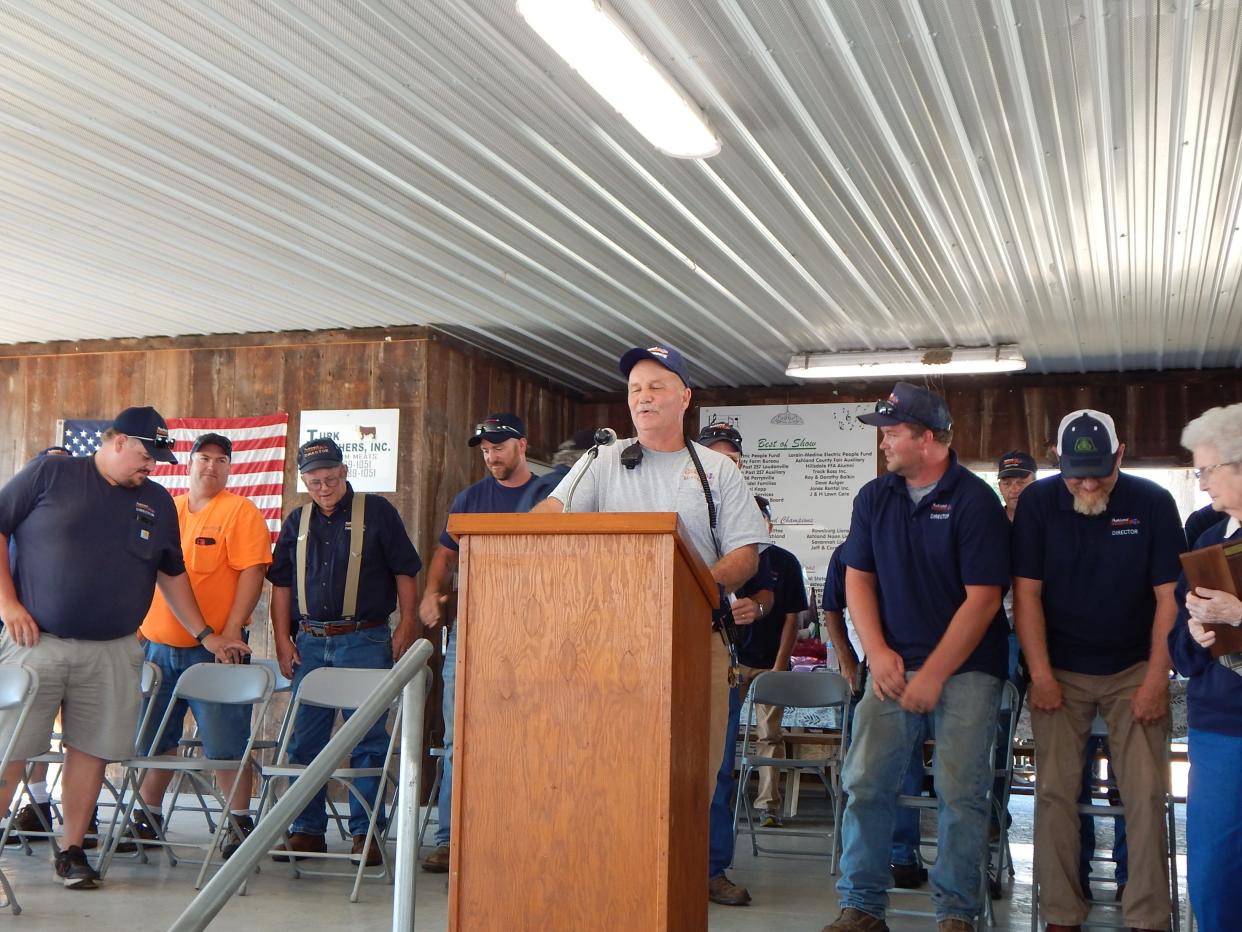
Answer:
[{"xmin": 1168, "ymin": 403, "xmax": 1242, "ymax": 931}]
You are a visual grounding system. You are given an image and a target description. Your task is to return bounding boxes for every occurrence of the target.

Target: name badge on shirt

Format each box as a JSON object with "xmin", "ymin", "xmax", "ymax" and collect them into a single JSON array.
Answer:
[
  {"xmin": 929, "ymin": 503, "xmax": 952, "ymax": 521},
  {"xmin": 1110, "ymin": 517, "xmax": 1141, "ymax": 537}
]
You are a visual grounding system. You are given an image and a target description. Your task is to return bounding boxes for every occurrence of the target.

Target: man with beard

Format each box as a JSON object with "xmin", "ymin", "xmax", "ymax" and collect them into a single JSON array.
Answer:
[
  {"xmin": 419, "ymin": 412, "xmax": 535, "ymax": 873},
  {"xmin": 1013, "ymin": 409, "xmax": 1184, "ymax": 932}
]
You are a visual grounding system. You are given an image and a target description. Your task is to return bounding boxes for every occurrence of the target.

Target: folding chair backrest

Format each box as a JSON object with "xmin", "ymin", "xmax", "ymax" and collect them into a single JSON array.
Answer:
[
  {"xmin": 173, "ymin": 662, "xmax": 275, "ymax": 706},
  {"xmin": 0, "ymin": 665, "xmax": 36, "ymax": 713},
  {"xmin": 139, "ymin": 660, "xmax": 161, "ymax": 699},
  {"xmin": 294, "ymin": 666, "xmax": 388, "ymax": 711},
  {"xmin": 133, "ymin": 660, "xmax": 164, "ymax": 751},
  {"xmin": 749, "ymin": 670, "xmax": 851, "ymax": 709},
  {"xmin": 250, "ymin": 657, "xmax": 293, "ymax": 693}
]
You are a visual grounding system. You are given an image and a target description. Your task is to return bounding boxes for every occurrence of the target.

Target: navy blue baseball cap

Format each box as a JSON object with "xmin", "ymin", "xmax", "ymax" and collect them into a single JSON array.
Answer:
[
  {"xmin": 997, "ymin": 450, "xmax": 1037, "ymax": 478},
  {"xmin": 619, "ymin": 345, "xmax": 691, "ymax": 387},
  {"xmin": 298, "ymin": 437, "xmax": 344, "ymax": 472},
  {"xmin": 1057, "ymin": 409, "xmax": 1119, "ymax": 478},
  {"xmin": 468, "ymin": 412, "xmax": 527, "ymax": 447},
  {"xmin": 858, "ymin": 382, "xmax": 953, "ymax": 432},
  {"xmin": 698, "ymin": 423, "xmax": 743, "ymax": 453},
  {"xmin": 112, "ymin": 406, "xmax": 177, "ymax": 464},
  {"xmin": 191, "ymin": 432, "xmax": 233, "ymax": 458}
]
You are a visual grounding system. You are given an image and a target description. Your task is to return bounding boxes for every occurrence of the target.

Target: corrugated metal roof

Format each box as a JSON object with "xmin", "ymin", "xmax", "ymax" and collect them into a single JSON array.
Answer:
[{"xmin": 0, "ymin": 0, "xmax": 1239, "ymax": 389}]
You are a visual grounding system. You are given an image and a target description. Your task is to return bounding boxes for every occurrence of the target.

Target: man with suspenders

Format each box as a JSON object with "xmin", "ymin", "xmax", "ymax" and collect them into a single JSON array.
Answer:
[{"xmin": 268, "ymin": 437, "xmax": 422, "ymax": 867}]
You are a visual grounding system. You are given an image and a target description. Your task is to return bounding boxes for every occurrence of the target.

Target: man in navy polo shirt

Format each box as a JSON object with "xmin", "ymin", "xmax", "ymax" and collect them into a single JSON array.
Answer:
[
  {"xmin": 1013, "ymin": 410, "xmax": 1183, "ymax": 932},
  {"xmin": 268, "ymin": 437, "xmax": 422, "ymax": 867},
  {"xmin": 418, "ymin": 412, "xmax": 535, "ymax": 873},
  {"xmin": 826, "ymin": 382, "xmax": 1010, "ymax": 932}
]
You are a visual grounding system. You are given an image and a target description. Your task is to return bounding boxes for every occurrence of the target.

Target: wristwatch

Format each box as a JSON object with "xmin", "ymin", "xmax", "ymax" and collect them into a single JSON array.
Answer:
[{"xmin": 194, "ymin": 625, "xmax": 214, "ymax": 644}]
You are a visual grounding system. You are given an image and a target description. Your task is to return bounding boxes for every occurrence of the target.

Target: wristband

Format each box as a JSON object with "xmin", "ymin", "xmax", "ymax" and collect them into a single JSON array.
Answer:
[{"xmin": 194, "ymin": 625, "xmax": 213, "ymax": 644}]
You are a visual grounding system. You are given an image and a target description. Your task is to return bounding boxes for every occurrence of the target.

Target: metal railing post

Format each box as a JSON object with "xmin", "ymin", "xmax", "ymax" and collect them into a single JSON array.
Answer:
[{"xmin": 169, "ymin": 640, "xmax": 433, "ymax": 932}]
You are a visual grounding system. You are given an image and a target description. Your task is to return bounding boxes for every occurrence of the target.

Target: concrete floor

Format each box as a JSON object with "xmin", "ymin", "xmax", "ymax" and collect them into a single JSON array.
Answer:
[{"xmin": 0, "ymin": 791, "xmax": 1190, "ymax": 930}]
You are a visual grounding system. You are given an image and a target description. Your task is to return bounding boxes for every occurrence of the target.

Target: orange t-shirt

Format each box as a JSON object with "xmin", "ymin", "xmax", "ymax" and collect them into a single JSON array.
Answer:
[{"xmin": 140, "ymin": 490, "xmax": 273, "ymax": 647}]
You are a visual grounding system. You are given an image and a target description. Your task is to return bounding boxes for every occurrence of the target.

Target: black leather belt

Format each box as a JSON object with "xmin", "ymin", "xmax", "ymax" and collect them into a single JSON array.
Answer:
[{"xmin": 299, "ymin": 619, "xmax": 388, "ymax": 638}]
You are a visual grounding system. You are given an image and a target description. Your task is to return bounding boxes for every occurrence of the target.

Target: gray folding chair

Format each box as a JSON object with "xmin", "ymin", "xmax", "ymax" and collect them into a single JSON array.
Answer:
[
  {"xmin": 0, "ymin": 664, "xmax": 41, "ymax": 915},
  {"xmin": 163, "ymin": 657, "xmax": 294, "ymax": 835},
  {"xmin": 99, "ymin": 662, "xmax": 275, "ymax": 888},
  {"xmin": 256, "ymin": 666, "xmax": 401, "ymax": 902},
  {"xmin": 731, "ymin": 670, "xmax": 853, "ymax": 873}
]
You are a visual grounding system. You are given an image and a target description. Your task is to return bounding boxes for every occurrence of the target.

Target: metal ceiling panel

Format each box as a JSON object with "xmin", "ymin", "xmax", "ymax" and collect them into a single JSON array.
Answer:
[{"xmin": 0, "ymin": 0, "xmax": 1240, "ymax": 389}]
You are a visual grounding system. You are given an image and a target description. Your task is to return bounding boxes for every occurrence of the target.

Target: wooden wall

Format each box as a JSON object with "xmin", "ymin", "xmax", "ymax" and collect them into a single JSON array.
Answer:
[{"xmin": 574, "ymin": 368, "xmax": 1242, "ymax": 468}]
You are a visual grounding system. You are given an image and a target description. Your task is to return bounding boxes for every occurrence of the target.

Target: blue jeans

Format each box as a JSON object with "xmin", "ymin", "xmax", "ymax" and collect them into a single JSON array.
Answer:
[
  {"xmin": 434, "ymin": 626, "xmax": 456, "ymax": 847},
  {"xmin": 708, "ymin": 683, "xmax": 743, "ymax": 877},
  {"xmin": 141, "ymin": 638, "xmax": 252, "ymax": 759},
  {"xmin": 892, "ymin": 716, "xmax": 930, "ymax": 865},
  {"xmin": 837, "ymin": 671, "xmax": 1002, "ymax": 923},
  {"xmin": 1187, "ymin": 727, "xmax": 1242, "ymax": 931},
  {"xmin": 287, "ymin": 625, "xmax": 393, "ymax": 837}
]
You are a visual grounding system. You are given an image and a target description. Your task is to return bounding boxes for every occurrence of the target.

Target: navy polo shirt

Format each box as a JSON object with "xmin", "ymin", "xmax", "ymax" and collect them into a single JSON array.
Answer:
[
  {"xmin": 737, "ymin": 544, "xmax": 807, "ymax": 669},
  {"xmin": 0, "ymin": 455, "xmax": 184, "ymax": 640},
  {"xmin": 840, "ymin": 450, "xmax": 1010, "ymax": 676},
  {"xmin": 268, "ymin": 484, "xmax": 422, "ymax": 622},
  {"xmin": 439, "ymin": 474, "xmax": 537, "ymax": 551},
  {"xmin": 821, "ymin": 546, "xmax": 847, "ymax": 613},
  {"xmin": 1011, "ymin": 472, "xmax": 1184, "ymax": 675},
  {"xmin": 516, "ymin": 464, "xmax": 571, "ymax": 513},
  {"xmin": 1169, "ymin": 519, "xmax": 1242, "ymax": 736}
]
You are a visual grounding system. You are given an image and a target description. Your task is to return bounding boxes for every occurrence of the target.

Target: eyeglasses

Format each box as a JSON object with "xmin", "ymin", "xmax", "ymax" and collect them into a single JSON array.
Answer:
[
  {"xmin": 472, "ymin": 420, "xmax": 522, "ymax": 439},
  {"xmin": 129, "ymin": 433, "xmax": 174, "ymax": 449},
  {"xmin": 1193, "ymin": 461, "xmax": 1239, "ymax": 481},
  {"xmin": 304, "ymin": 475, "xmax": 343, "ymax": 491}
]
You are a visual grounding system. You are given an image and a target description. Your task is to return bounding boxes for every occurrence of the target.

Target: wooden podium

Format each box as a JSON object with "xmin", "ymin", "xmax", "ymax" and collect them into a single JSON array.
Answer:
[{"xmin": 444, "ymin": 513, "xmax": 716, "ymax": 932}]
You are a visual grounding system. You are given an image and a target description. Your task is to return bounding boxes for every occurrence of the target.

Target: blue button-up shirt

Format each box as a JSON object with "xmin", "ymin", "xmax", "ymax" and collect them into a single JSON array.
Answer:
[{"xmin": 268, "ymin": 484, "xmax": 422, "ymax": 622}]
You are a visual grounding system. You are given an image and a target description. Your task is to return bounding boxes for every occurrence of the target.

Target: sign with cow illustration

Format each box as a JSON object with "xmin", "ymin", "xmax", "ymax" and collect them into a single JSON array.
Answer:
[{"xmin": 296, "ymin": 408, "xmax": 401, "ymax": 492}]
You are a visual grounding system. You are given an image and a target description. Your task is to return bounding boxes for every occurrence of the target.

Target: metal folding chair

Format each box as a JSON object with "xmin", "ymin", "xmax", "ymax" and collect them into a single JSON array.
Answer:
[
  {"xmin": 0, "ymin": 664, "xmax": 40, "ymax": 915},
  {"xmin": 98, "ymin": 662, "xmax": 275, "ymax": 888},
  {"xmin": 255, "ymin": 666, "xmax": 401, "ymax": 902},
  {"xmin": 731, "ymin": 670, "xmax": 853, "ymax": 873},
  {"xmin": 1, "ymin": 660, "xmax": 162, "ymax": 855},
  {"xmin": 162, "ymin": 657, "xmax": 294, "ymax": 835}
]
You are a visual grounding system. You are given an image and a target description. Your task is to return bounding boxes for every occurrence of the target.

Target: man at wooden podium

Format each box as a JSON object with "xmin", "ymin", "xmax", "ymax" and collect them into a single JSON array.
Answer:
[{"xmin": 535, "ymin": 343, "xmax": 770, "ymax": 906}]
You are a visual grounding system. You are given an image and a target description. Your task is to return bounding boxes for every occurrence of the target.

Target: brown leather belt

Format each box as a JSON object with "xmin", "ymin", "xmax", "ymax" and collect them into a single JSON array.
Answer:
[{"xmin": 299, "ymin": 619, "xmax": 388, "ymax": 638}]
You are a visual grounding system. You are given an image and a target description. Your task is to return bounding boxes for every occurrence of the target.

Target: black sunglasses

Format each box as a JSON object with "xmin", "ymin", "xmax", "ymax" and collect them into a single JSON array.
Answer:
[
  {"xmin": 700, "ymin": 424, "xmax": 742, "ymax": 443},
  {"xmin": 472, "ymin": 420, "xmax": 522, "ymax": 438},
  {"xmin": 873, "ymin": 399, "xmax": 898, "ymax": 416},
  {"xmin": 129, "ymin": 432, "xmax": 174, "ymax": 449}
]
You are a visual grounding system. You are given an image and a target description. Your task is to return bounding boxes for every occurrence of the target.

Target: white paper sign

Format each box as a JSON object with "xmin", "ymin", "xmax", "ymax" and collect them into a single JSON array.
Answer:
[
  {"xmin": 297, "ymin": 409, "xmax": 400, "ymax": 492},
  {"xmin": 699, "ymin": 403, "xmax": 878, "ymax": 582}
]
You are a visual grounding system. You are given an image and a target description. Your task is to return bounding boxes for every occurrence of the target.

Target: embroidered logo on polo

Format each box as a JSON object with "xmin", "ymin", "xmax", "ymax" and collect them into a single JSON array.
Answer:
[
  {"xmin": 1074, "ymin": 437, "xmax": 1098, "ymax": 453},
  {"xmin": 929, "ymin": 503, "xmax": 952, "ymax": 520},
  {"xmin": 1110, "ymin": 516, "xmax": 1140, "ymax": 536}
]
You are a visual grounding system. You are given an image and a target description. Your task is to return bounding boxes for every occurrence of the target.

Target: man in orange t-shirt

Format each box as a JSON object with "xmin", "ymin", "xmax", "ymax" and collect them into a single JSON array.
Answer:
[{"xmin": 131, "ymin": 432, "xmax": 272, "ymax": 858}]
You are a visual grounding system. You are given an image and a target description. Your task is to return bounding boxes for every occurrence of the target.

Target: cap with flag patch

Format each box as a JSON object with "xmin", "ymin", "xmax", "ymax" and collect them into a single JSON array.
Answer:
[
  {"xmin": 996, "ymin": 450, "xmax": 1036, "ymax": 478},
  {"xmin": 619, "ymin": 344, "xmax": 691, "ymax": 387},
  {"xmin": 1057, "ymin": 409, "xmax": 1119, "ymax": 478}
]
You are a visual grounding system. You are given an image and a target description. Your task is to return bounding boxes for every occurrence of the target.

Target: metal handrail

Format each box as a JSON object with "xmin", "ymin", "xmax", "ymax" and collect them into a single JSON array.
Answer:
[{"xmin": 169, "ymin": 639, "xmax": 434, "ymax": 932}]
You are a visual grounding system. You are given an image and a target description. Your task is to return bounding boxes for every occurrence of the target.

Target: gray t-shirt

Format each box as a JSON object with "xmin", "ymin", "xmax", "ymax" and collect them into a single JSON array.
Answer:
[
  {"xmin": 550, "ymin": 439, "xmax": 769, "ymax": 570},
  {"xmin": 907, "ymin": 481, "xmax": 937, "ymax": 506}
]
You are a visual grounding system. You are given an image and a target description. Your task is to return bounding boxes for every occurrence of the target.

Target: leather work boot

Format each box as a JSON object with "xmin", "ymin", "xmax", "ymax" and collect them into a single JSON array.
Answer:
[
  {"xmin": 938, "ymin": 920, "xmax": 975, "ymax": 932},
  {"xmin": 350, "ymin": 834, "xmax": 383, "ymax": 867},
  {"xmin": 272, "ymin": 831, "xmax": 326, "ymax": 862},
  {"xmin": 421, "ymin": 844, "xmax": 450, "ymax": 873},
  {"xmin": 822, "ymin": 907, "xmax": 889, "ymax": 931},
  {"xmin": 708, "ymin": 871, "xmax": 751, "ymax": 906}
]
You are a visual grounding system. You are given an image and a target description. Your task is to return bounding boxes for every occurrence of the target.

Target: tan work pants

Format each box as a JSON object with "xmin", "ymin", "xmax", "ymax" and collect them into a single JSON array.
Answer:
[{"xmin": 738, "ymin": 663, "xmax": 785, "ymax": 811}]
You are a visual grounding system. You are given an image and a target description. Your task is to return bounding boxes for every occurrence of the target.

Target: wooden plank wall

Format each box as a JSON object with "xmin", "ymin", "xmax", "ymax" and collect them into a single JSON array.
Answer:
[{"xmin": 574, "ymin": 368, "xmax": 1242, "ymax": 468}]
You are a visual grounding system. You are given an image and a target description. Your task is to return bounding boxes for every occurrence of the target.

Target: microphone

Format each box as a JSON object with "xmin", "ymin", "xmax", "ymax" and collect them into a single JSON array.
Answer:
[{"xmin": 563, "ymin": 428, "xmax": 617, "ymax": 512}]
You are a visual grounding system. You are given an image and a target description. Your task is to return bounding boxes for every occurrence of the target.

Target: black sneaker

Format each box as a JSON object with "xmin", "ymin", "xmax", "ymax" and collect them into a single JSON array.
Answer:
[
  {"xmin": 54, "ymin": 845, "xmax": 100, "ymax": 889},
  {"xmin": 219, "ymin": 814, "xmax": 254, "ymax": 860},
  {"xmin": 5, "ymin": 801, "xmax": 53, "ymax": 843}
]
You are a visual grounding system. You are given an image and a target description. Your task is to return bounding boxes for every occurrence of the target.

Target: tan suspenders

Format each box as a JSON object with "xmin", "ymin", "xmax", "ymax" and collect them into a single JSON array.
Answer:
[{"xmin": 295, "ymin": 493, "xmax": 367, "ymax": 621}]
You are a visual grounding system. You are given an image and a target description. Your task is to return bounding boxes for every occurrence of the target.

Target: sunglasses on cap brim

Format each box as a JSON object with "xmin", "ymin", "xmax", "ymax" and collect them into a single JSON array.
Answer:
[
  {"xmin": 472, "ymin": 420, "xmax": 522, "ymax": 439},
  {"xmin": 129, "ymin": 433, "xmax": 174, "ymax": 449}
]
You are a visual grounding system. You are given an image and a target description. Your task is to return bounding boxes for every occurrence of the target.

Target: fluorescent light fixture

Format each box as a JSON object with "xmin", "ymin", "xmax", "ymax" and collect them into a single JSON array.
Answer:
[
  {"xmin": 787, "ymin": 345, "xmax": 1027, "ymax": 379},
  {"xmin": 516, "ymin": 0, "xmax": 721, "ymax": 159}
]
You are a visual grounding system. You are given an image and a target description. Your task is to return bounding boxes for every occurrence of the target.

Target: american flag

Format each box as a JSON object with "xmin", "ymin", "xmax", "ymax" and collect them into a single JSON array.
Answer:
[{"xmin": 60, "ymin": 414, "xmax": 290, "ymax": 543}]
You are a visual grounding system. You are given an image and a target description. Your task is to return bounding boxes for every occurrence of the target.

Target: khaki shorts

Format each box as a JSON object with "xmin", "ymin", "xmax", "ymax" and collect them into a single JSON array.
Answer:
[{"xmin": 0, "ymin": 631, "xmax": 144, "ymax": 761}]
